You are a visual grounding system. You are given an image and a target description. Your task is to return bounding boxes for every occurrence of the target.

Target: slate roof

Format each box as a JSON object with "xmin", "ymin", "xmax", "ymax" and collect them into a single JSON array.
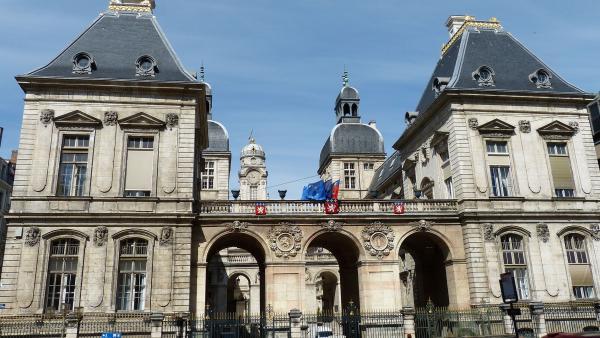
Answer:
[
  {"xmin": 368, "ymin": 151, "xmax": 402, "ymax": 193},
  {"xmin": 205, "ymin": 120, "xmax": 230, "ymax": 152},
  {"xmin": 23, "ymin": 11, "xmax": 196, "ymax": 83},
  {"xmin": 415, "ymin": 25, "xmax": 584, "ymax": 115},
  {"xmin": 319, "ymin": 123, "xmax": 385, "ymax": 173}
]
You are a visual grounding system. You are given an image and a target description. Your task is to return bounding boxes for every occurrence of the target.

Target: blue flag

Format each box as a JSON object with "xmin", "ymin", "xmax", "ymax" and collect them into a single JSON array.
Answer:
[{"xmin": 301, "ymin": 180, "xmax": 328, "ymax": 201}]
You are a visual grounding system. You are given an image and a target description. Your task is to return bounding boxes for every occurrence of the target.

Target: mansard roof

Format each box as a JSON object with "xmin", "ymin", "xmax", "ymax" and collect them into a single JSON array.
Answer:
[
  {"xmin": 22, "ymin": 11, "xmax": 196, "ymax": 84},
  {"xmin": 415, "ymin": 22, "xmax": 584, "ymax": 115},
  {"xmin": 205, "ymin": 120, "xmax": 230, "ymax": 153}
]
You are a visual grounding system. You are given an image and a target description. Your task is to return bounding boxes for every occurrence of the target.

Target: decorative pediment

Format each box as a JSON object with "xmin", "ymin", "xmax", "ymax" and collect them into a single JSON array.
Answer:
[
  {"xmin": 53, "ymin": 110, "xmax": 102, "ymax": 128},
  {"xmin": 477, "ymin": 119, "xmax": 515, "ymax": 137},
  {"xmin": 118, "ymin": 112, "xmax": 165, "ymax": 129},
  {"xmin": 537, "ymin": 120, "xmax": 576, "ymax": 140},
  {"xmin": 430, "ymin": 131, "xmax": 449, "ymax": 149}
]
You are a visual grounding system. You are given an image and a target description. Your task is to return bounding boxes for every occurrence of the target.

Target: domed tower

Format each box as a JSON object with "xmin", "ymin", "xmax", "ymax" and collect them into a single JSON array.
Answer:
[
  {"xmin": 239, "ymin": 136, "xmax": 268, "ymax": 200},
  {"xmin": 198, "ymin": 72, "xmax": 231, "ymax": 200},
  {"xmin": 319, "ymin": 72, "xmax": 386, "ymax": 199}
]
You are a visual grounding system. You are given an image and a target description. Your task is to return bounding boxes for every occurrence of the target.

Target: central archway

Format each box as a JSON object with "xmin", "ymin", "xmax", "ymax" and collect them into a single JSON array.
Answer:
[
  {"xmin": 399, "ymin": 231, "xmax": 450, "ymax": 307},
  {"xmin": 204, "ymin": 232, "xmax": 267, "ymax": 314},
  {"xmin": 305, "ymin": 231, "xmax": 361, "ymax": 312}
]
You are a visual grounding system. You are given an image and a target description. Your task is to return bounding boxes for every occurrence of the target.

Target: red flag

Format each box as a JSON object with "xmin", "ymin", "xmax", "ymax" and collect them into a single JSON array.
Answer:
[
  {"xmin": 331, "ymin": 180, "xmax": 340, "ymax": 199},
  {"xmin": 324, "ymin": 199, "xmax": 339, "ymax": 214},
  {"xmin": 393, "ymin": 202, "xmax": 405, "ymax": 215},
  {"xmin": 255, "ymin": 203, "xmax": 267, "ymax": 216}
]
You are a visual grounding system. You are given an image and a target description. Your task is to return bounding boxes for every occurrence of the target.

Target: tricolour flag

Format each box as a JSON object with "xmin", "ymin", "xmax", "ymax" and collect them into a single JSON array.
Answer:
[
  {"xmin": 393, "ymin": 202, "xmax": 405, "ymax": 215},
  {"xmin": 255, "ymin": 203, "xmax": 267, "ymax": 216}
]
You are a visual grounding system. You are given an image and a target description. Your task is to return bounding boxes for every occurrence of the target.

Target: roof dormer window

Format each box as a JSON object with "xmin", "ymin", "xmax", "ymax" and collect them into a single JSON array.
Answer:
[
  {"xmin": 136, "ymin": 55, "xmax": 157, "ymax": 77},
  {"xmin": 72, "ymin": 52, "xmax": 95, "ymax": 74},
  {"xmin": 432, "ymin": 77, "xmax": 450, "ymax": 96},
  {"xmin": 472, "ymin": 66, "xmax": 495, "ymax": 87},
  {"xmin": 529, "ymin": 69, "xmax": 552, "ymax": 89}
]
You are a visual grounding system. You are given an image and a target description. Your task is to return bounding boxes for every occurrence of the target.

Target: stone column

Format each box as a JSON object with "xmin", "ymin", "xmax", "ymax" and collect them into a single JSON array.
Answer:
[
  {"xmin": 65, "ymin": 313, "xmax": 80, "ymax": 338},
  {"xmin": 150, "ymin": 313, "xmax": 164, "ymax": 338},
  {"xmin": 401, "ymin": 307, "xmax": 415, "ymax": 338},
  {"xmin": 529, "ymin": 302, "xmax": 546, "ymax": 338},
  {"xmin": 288, "ymin": 308, "xmax": 302, "ymax": 338},
  {"xmin": 499, "ymin": 304, "xmax": 514, "ymax": 335}
]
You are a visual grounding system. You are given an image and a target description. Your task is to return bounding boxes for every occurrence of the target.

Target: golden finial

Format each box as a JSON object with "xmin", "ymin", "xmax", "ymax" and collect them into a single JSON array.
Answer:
[{"xmin": 489, "ymin": 17, "xmax": 499, "ymax": 22}]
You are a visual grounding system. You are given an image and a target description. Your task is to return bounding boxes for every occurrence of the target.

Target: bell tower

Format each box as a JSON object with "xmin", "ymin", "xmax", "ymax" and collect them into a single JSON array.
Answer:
[
  {"xmin": 239, "ymin": 136, "xmax": 268, "ymax": 200},
  {"xmin": 334, "ymin": 71, "xmax": 361, "ymax": 124}
]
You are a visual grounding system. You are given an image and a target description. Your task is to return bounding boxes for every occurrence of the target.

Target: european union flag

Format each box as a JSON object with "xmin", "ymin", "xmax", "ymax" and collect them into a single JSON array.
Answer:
[{"xmin": 301, "ymin": 180, "xmax": 328, "ymax": 201}]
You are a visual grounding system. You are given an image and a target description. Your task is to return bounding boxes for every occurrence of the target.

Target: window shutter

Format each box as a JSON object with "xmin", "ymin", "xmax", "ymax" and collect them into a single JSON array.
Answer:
[
  {"xmin": 569, "ymin": 265, "xmax": 594, "ymax": 286},
  {"xmin": 125, "ymin": 150, "xmax": 154, "ymax": 191},
  {"xmin": 549, "ymin": 156, "xmax": 575, "ymax": 189}
]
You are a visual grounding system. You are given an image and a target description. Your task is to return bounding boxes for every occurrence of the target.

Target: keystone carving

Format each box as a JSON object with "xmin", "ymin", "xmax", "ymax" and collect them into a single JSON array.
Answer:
[
  {"xmin": 362, "ymin": 222, "xmax": 395, "ymax": 259},
  {"xmin": 268, "ymin": 222, "xmax": 302, "ymax": 258},
  {"xmin": 104, "ymin": 111, "xmax": 119, "ymax": 126},
  {"xmin": 40, "ymin": 109, "xmax": 55, "ymax": 127},
  {"xmin": 411, "ymin": 220, "xmax": 433, "ymax": 232},
  {"xmin": 24, "ymin": 227, "xmax": 41, "ymax": 247},
  {"xmin": 321, "ymin": 220, "xmax": 344, "ymax": 232},
  {"xmin": 536, "ymin": 223, "xmax": 550, "ymax": 243},
  {"xmin": 519, "ymin": 120, "xmax": 531, "ymax": 133},
  {"xmin": 225, "ymin": 221, "xmax": 250, "ymax": 232},
  {"xmin": 93, "ymin": 226, "xmax": 109, "ymax": 247}
]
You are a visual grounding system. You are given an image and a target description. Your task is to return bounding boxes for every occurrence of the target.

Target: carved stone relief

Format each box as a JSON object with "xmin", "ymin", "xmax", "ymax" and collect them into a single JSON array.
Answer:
[
  {"xmin": 518, "ymin": 120, "xmax": 531, "ymax": 133},
  {"xmin": 468, "ymin": 118, "xmax": 479, "ymax": 130},
  {"xmin": 362, "ymin": 222, "xmax": 395, "ymax": 259},
  {"xmin": 483, "ymin": 223, "xmax": 495, "ymax": 241},
  {"xmin": 569, "ymin": 121, "xmax": 579, "ymax": 135},
  {"xmin": 536, "ymin": 223, "xmax": 550, "ymax": 243},
  {"xmin": 40, "ymin": 109, "xmax": 55, "ymax": 126},
  {"xmin": 268, "ymin": 222, "xmax": 302, "ymax": 258},
  {"xmin": 590, "ymin": 224, "xmax": 600, "ymax": 241},
  {"xmin": 104, "ymin": 111, "xmax": 119, "ymax": 126},
  {"xmin": 321, "ymin": 220, "xmax": 343, "ymax": 232},
  {"xmin": 411, "ymin": 220, "xmax": 433, "ymax": 232},
  {"xmin": 93, "ymin": 226, "xmax": 108, "ymax": 247},
  {"xmin": 160, "ymin": 226, "xmax": 173, "ymax": 246},
  {"xmin": 24, "ymin": 227, "xmax": 41, "ymax": 247},
  {"xmin": 225, "ymin": 221, "xmax": 249, "ymax": 232},
  {"xmin": 165, "ymin": 113, "xmax": 179, "ymax": 129}
]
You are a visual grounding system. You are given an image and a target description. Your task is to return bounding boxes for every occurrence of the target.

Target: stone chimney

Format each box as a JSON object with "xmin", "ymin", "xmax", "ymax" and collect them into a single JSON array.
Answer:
[
  {"xmin": 445, "ymin": 15, "xmax": 473, "ymax": 38},
  {"xmin": 109, "ymin": 0, "xmax": 155, "ymax": 13}
]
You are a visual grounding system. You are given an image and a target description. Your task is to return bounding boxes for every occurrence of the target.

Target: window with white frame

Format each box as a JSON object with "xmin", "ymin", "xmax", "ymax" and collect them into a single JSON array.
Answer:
[
  {"xmin": 344, "ymin": 163, "xmax": 356, "ymax": 189},
  {"xmin": 45, "ymin": 239, "xmax": 79, "ymax": 312},
  {"xmin": 501, "ymin": 234, "xmax": 530, "ymax": 300},
  {"xmin": 363, "ymin": 162, "xmax": 374, "ymax": 170},
  {"xmin": 564, "ymin": 234, "xmax": 595, "ymax": 299},
  {"xmin": 486, "ymin": 140, "xmax": 513, "ymax": 197},
  {"xmin": 124, "ymin": 136, "xmax": 154, "ymax": 197},
  {"xmin": 117, "ymin": 238, "xmax": 148, "ymax": 311},
  {"xmin": 57, "ymin": 135, "xmax": 89, "ymax": 197},
  {"xmin": 201, "ymin": 160, "xmax": 216, "ymax": 190},
  {"xmin": 547, "ymin": 143, "xmax": 575, "ymax": 198}
]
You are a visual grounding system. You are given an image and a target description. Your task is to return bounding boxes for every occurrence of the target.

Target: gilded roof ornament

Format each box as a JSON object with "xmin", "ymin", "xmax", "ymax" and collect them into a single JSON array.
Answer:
[
  {"xmin": 442, "ymin": 17, "xmax": 502, "ymax": 55},
  {"xmin": 109, "ymin": 0, "xmax": 155, "ymax": 13}
]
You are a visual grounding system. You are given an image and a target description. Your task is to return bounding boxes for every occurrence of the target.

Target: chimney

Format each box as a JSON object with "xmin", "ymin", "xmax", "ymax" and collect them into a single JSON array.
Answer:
[
  {"xmin": 445, "ymin": 15, "xmax": 473, "ymax": 38},
  {"xmin": 10, "ymin": 150, "xmax": 18, "ymax": 165},
  {"xmin": 368, "ymin": 120, "xmax": 377, "ymax": 129}
]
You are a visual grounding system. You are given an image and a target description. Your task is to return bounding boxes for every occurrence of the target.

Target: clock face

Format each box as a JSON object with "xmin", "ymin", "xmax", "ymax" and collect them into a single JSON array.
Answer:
[{"xmin": 247, "ymin": 171, "xmax": 261, "ymax": 184}]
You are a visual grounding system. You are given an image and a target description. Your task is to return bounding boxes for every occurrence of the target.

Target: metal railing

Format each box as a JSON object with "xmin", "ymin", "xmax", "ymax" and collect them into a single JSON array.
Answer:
[
  {"xmin": 302, "ymin": 309, "xmax": 404, "ymax": 338},
  {"xmin": 198, "ymin": 199, "xmax": 458, "ymax": 215},
  {"xmin": 545, "ymin": 302, "xmax": 599, "ymax": 334}
]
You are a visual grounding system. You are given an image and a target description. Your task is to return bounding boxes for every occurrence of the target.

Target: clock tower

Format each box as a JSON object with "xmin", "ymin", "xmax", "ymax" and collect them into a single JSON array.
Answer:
[{"xmin": 239, "ymin": 136, "xmax": 268, "ymax": 200}]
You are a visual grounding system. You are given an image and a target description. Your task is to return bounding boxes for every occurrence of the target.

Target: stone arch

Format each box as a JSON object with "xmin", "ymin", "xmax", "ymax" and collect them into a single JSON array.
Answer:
[
  {"xmin": 312, "ymin": 268, "xmax": 340, "ymax": 284},
  {"xmin": 557, "ymin": 225, "xmax": 595, "ymax": 238},
  {"xmin": 112, "ymin": 228, "xmax": 158, "ymax": 240},
  {"xmin": 42, "ymin": 229, "xmax": 89, "ymax": 241},
  {"xmin": 201, "ymin": 229, "xmax": 270, "ymax": 264},
  {"xmin": 397, "ymin": 228, "xmax": 455, "ymax": 262},
  {"xmin": 303, "ymin": 229, "xmax": 365, "ymax": 262},
  {"xmin": 494, "ymin": 226, "xmax": 531, "ymax": 238}
]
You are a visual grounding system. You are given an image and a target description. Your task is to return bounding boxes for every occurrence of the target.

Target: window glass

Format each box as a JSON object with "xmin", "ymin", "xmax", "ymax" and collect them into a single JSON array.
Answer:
[
  {"xmin": 486, "ymin": 141, "xmax": 508, "ymax": 154},
  {"xmin": 344, "ymin": 163, "xmax": 356, "ymax": 189},
  {"xmin": 125, "ymin": 136, "xmax": 154, "ymax": 197},
  {"xmin": 547, "ymin": 143, "xmax": 568, "ymax": 155},
  {"xmin": 363, "ymin": 163, "xmax": 374, "ymax": 170},
  {"xmin": 201, "ymin": 161, "xmax": 215, "ymax": 189},
  {"xmin": 490, "ymin": 166, "xmax": 512, "ymax": 197},
  {"xmin": 117, "ymin": 238, "xmax": 148, "ymax": 311},
  {"xmin": 45, "ymin": 239, "xmax": 80, "ymax": 312},
  {"xmin": 57, "ymin": 135, "xmax": 89, "ymax": 197},
  {"xmin": 501, "ymin": 234, "xmax": 529, "ymax": 300},
  {"xmin": 445, "ymin": 177, "xmax": 454, "ymax": 198}
]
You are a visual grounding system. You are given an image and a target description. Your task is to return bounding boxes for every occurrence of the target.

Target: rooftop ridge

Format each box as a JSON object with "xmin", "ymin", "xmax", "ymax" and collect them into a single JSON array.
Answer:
[
  {"xmin": 442, "ymin": 18, "xmax": 502, "ymax": 55},
  {"xmin": 108, "ymin": 0, "xmax": 155, "ymax": 13}
]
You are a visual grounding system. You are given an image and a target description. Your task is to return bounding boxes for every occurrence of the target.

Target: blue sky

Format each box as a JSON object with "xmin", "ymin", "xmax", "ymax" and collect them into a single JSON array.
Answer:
[{"xmin": 1, "ymin": 1, "xmax": 600, "ymax": 199}]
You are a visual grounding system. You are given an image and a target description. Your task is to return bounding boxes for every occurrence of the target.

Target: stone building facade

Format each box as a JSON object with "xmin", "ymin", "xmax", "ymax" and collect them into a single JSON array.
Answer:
[{"xmin": 0, "ymin": 2, "xmax": 599, "ymax": 323}]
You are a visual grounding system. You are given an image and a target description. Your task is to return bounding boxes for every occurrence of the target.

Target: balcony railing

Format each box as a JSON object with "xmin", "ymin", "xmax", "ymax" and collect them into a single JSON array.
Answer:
[{"xmin": 198, "ymin": 199, "xmax": 458, "ymax": 215}]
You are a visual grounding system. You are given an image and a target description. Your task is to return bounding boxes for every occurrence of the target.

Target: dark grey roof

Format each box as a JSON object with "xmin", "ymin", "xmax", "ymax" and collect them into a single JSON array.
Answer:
[
  {"xmin": 23, "ymin": 11, "xmax": 196, "ymax": 83},
  {"xmin": 319, "ymin": 123, "xmax": 385, "ymax": 172},
  {"xmin": 368, "ymin": 151, "xmax": 403, "ymax": 192},
  {"xmin": 338, "ymin": 86, "xmax": 359, "ymax": 100},
  {"xmin": 205, "ymin": 120, "xmax": 230, "ymax": 152},
  {"xmin": 415, "ymin": 26, "xmax": 583, "ymax": 114}
]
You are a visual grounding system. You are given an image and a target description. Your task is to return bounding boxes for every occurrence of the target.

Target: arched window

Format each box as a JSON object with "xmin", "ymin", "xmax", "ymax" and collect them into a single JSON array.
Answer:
[
  {"xmin": 343, "ymin": 103, "xmax": 350, "ymax": 116},
  {"xmin": 351, "ymin": 104, "xmax": 358, "ymax": 116},
  {"xmin": 117, "ymin": 238, "xmax": 148, "ymax": 311},
  {"xmin": 501, "ymin": 234, "xmax": 530, "ymax": 300},
  {"xmin": 46, "ymin": 238, "xmax": 80, "ymax": 311},
  {"xmin": 564, "ymin": 234, "xmax": 595, "ymax": 299}
]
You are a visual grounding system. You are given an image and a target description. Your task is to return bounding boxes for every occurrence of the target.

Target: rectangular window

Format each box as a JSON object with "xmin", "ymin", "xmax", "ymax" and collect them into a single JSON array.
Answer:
[
  {"xmin": 344, "ymin": 163, "xmax": 356, "ymax": 189},
  {"xmin": 125, "ymin": 136, "xmax": 155, "ymax": 197},
  {"xmin": 490, "ymin": 166, "xmax": 512, "ymax": 197},
  {"xmin": 573, "ymin": 286, "xmax": 595, "ymax": 299},
  {"xmin": 547, "ymin": 142, "xmax": 575, "ymax": 197},
  {"xmin": 57, "ymin": 135, "xmax": 89, "ymax": 197},
  {"xmin": 501, "ymin": 235, "xmax": 529, "ymax": 300},
  {"xmin": 445, "ymin": 177, "xmax": 454, "ymax": 198},
  {"xmin": 117, "ymin": 239, "xmax": 148, "ymax": 311},
  {"xmin": 363, "ymin": 163, "xmax": 374, "ymax": 170},
  {"xmin": 250, "ymin": 186, "xmax": 258, "ymax": 200},
  {"xmin": 507, "ymin": 268, "xmax": 530, "ymax": 300},
  {"xmin": 486, "ymin": 141, "xmax": 508, "ymax": 154},
  {"xmin": 201, "ymin": 161, "xmax": 215, "ymax": 189},
  {"xmin": 45, "ymin": 239, "xmax": 79, "ymax": 312}
]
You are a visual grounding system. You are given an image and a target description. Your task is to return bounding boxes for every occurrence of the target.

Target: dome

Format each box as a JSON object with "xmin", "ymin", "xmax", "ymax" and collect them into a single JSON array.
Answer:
[
  {"xmin": 205, "ymin": 120, "xmax": 229, "ymax": 152},
  {"xmin": 319, "ymin": 123, "xmax": 385, "ymax": 171},
  {"xmin": 241, "ymin": 137, "xmax": 265, "ymax": 159},
  {"xmin": 337, "ymin": 85, "xmax": 359, "ymax": 101}
]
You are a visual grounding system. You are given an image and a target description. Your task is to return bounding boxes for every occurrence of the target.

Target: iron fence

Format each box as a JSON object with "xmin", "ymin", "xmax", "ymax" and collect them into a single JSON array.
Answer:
[
  {"xmin": 545, "ymin": 302, "xmax": 599, "ymax": 334},
  {"xmin": 0, "ymin": 314, "xmax": 64, "ymax": 337},
  {"xmin": 302, "ymin": 309, "xmax": 404, "ymax": 338},
  {"xmin": 188, "ymin": 312, "xmax": 291, "ymax": 338}
]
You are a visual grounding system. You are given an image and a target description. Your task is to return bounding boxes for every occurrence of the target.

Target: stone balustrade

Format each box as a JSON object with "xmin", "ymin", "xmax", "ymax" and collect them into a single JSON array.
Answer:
[{"xmin": 198, "ymin": 199, "xmax": 459, "ymax": 215}]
